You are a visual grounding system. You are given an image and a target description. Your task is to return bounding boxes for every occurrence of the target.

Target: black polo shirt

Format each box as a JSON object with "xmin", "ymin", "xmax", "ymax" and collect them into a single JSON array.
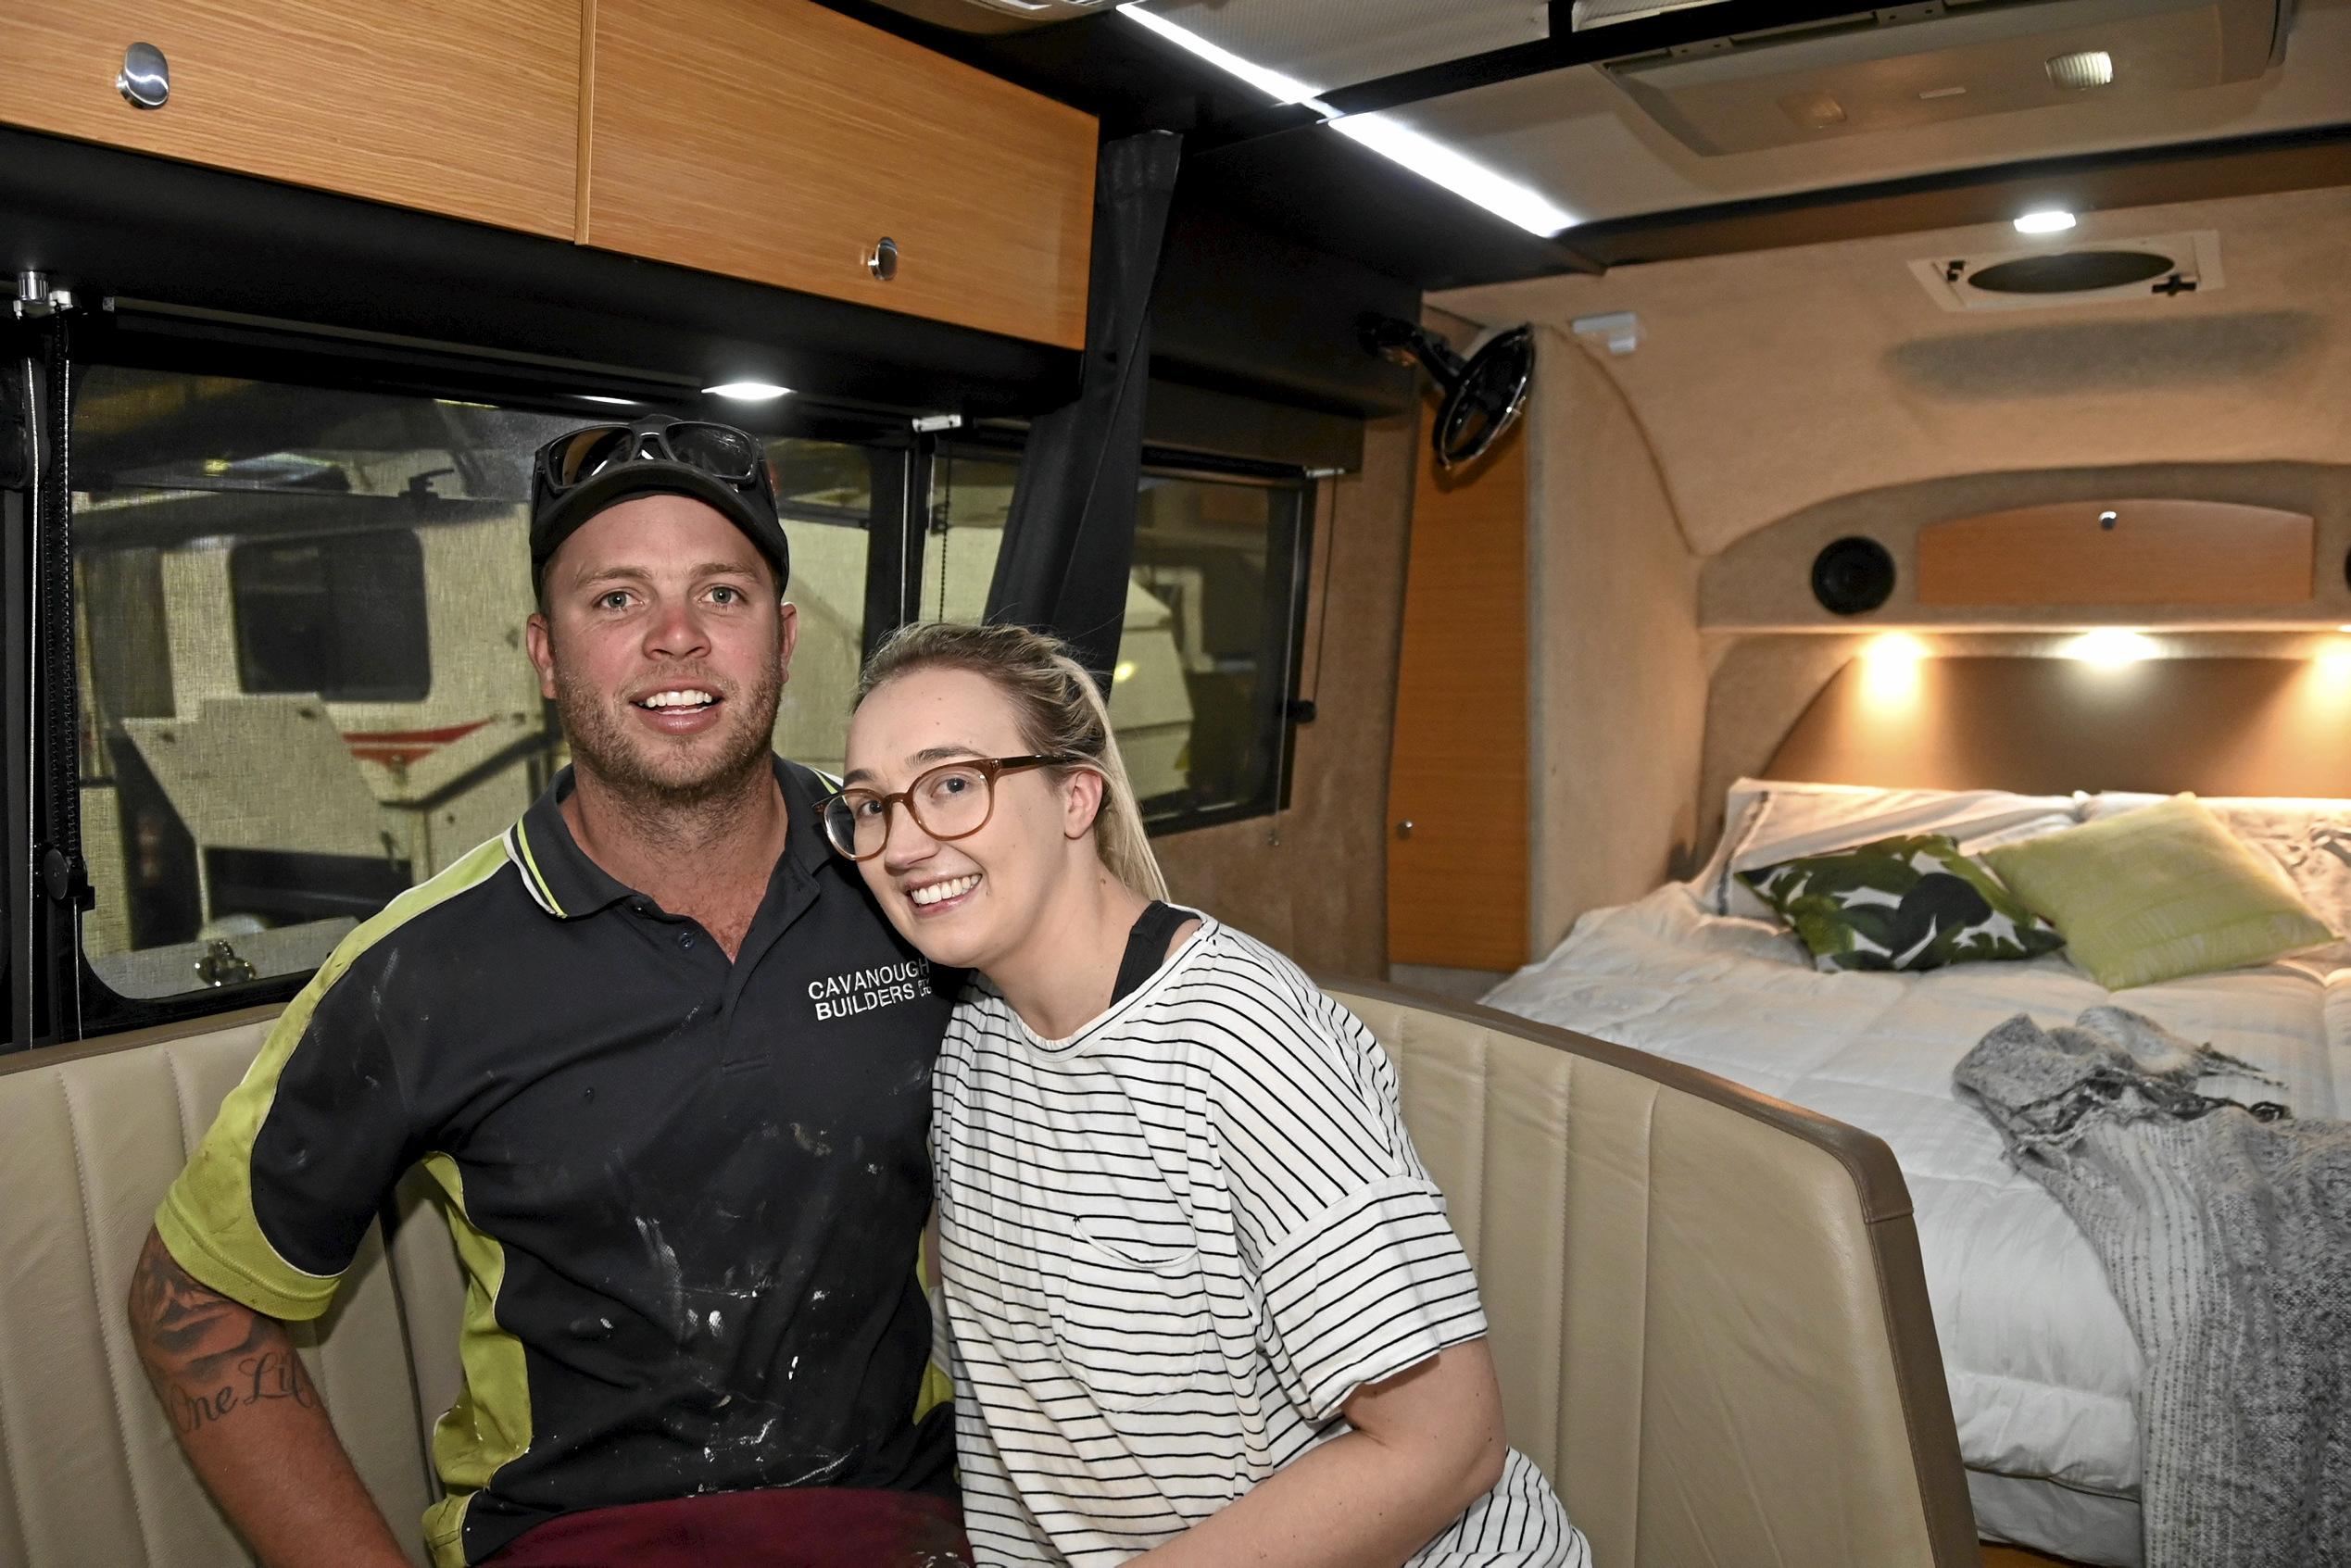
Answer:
[{"xmin": 158, "ymin": 758, "xmax": 960, "ymax": 1568}]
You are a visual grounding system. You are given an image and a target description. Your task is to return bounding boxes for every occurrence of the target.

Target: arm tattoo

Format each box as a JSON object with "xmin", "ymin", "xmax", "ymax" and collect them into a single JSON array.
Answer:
[{"xmin": 129, "ymin": 1230, "xmax": 321, "ymax": 1436}]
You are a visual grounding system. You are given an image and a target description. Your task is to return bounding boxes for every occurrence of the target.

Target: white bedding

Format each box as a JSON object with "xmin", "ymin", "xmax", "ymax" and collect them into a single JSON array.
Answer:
[{"xmin": 1481, "ymin": 885, "xmax": 2351, "ymax": 1562}]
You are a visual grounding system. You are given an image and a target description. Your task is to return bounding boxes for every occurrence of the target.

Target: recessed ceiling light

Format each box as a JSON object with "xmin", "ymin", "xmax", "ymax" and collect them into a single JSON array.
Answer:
[
  {"xmin": 2047, "ymin": 50, "xmax": 2116, "ymax": 90},
  {"xmin": 703, "ymin": 382, "xmax": 793, "ymax": 401},
  {"xmin": 2014, "ymin": 208, "xmax": 2079, "ymax": 236},
  {"xmin": 578, "ymin": 395, "xmax": 640, "ymax": 407},
  {"xmin": 1118, "ymin": 6, "xmax": 1578, "ymax": 236}
]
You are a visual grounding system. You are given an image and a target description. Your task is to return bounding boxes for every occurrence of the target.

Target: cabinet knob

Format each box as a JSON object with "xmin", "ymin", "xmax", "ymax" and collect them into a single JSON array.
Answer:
[
  {"xmin": 866, "ymin": 237, "xmax": 899, "ymax": 282},
  {"xmin": 118, "ymin": 42, "xmax": 170, "ymax": 110},
  {"xmin": 1396, "ymin": 820, "xmax": 1414, "ymax": 839}
]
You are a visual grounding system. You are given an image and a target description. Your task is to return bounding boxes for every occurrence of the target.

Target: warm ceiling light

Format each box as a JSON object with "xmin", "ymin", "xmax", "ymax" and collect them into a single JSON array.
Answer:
[
  {"xmin": 2046, "ymin": 50, "xmax": 2116, "ymax": 90},
  {"xmin": 703, "ymin": 382, "xmax": 792, "ymax": 401},
  {"xmin": 2013, "ymin": 209, "xmax": 2079, "ymax": 236},
  {"xmin": 1119, "ymin": 5, "xmax": 1578, "ymax": 236},
  {"xmin": 2066, "ymin": 629, "xmax": 2157, "ymax": 665}
]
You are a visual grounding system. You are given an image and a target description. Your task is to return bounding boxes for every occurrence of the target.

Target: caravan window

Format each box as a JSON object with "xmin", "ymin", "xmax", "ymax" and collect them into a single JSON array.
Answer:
[
  {"xmin": 231, "ymin": 531, "xmax": 432, "ymax": 702},
  {"xmin": 925, "ymin": 447, "xmax": 1312, "ymax": 834},
  {"xmin": 69, "ymin": 365, "xmax": 891, "ymax": 1008}
]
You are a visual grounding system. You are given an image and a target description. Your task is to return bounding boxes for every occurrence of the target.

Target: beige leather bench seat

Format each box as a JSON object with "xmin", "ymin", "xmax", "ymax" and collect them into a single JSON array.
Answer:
[{"xmin": 0, "ymin": 984, "xmax": 1973, "ymax": 1567}]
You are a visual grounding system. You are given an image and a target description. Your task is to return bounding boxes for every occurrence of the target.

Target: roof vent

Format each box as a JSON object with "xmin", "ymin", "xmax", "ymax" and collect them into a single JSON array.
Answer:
[
  {"xmin": 1590, "ymin": 0, "xmax": 2292, "ymax": 156},
  {"xmin": 1910, "ymin": 229, "xmax": 2224, "ymax": 312}
]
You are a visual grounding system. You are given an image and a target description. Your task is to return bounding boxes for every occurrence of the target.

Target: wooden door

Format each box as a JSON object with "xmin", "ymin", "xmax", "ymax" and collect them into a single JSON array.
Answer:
[
  {"xmin": 0, "ymin": 1, "xmax": 581, "ymax": 239},
  {"xmin": 585, "ymin": 0, "xmax": 1097, "ymax": 348},
  {"xmin": 1387, "ymin": 413, "xmax": 1531, "ymax": 972}
]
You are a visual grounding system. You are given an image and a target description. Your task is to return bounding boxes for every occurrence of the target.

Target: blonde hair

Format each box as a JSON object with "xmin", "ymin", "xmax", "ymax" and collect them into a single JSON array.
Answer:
[{"xmin": 857, "ymin": 622, "xmax": 1171, "ymax": 902}]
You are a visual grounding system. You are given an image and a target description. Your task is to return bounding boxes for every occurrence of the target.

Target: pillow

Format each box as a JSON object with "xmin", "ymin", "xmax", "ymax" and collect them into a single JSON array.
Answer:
[
  {"xmin": 1984, "ymin": 795, "xmax": 2340, "ymax": 990},
  {"xmin": 1739, "ymin": 834, "xmax": 2067, "ymax": 974},
  {"xmin": 2082, "ymin": 793, "xmax": 2351, "ymax": 939},
  {"xmin": 1692, "ymin": 779, "xmax": 2083, "ymax": 917}
]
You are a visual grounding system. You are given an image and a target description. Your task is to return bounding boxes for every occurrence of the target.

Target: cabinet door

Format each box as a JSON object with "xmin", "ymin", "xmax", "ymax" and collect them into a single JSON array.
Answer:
[
  {"xmin": 1388, "ymin": 412, "xmax": 1531, "ymax": 972},
  {"xmin": 586, "ymin": 0, "xmax": 1096, "ymax": 349},
  {"xmin": 0, "ymin": 1, "xmax": 580, "ymax": 240}
]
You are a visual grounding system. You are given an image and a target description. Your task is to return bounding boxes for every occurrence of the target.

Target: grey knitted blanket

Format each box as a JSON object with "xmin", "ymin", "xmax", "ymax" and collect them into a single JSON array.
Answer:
[{"xmin": 1954, "ymin": 1007, "xmax": 2351, "ymax": 1568}]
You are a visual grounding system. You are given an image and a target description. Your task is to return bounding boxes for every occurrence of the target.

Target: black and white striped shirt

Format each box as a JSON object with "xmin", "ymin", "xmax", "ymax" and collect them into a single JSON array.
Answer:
[{"xmin": 933, "ymin": 917, "xmax": 1588, "ymax": 1566}]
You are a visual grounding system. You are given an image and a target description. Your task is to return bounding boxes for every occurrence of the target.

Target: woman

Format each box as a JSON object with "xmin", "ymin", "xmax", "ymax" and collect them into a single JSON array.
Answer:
[{"xmin": 824, "ymin": 621, "xmax": 1589, "ymax": 1568}]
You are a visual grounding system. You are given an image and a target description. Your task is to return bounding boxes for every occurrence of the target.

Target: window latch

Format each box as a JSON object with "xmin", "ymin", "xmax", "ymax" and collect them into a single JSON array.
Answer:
[{"xmin": 194, "ymin": 939, "xmax": 258, "ymax": 989}]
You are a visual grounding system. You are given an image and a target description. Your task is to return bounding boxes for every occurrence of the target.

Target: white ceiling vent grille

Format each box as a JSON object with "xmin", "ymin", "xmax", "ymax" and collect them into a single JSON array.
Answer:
[{"xmin": 1909, "ymin": 230, "xmax": 2225, "ymax": 312}]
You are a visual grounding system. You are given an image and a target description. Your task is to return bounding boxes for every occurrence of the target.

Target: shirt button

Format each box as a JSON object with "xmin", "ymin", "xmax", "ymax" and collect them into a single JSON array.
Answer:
[
  {"xmin": 678, "ymin": 931, "xmax": 696, "ymax": 950},
  {"xmin": 630, "ymin": 900, "xmax": 649, "ymax": 916}
]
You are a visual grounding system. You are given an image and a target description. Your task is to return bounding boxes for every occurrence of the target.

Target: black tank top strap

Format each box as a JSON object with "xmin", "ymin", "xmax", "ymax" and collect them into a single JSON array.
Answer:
[{"xmin": 1111, "ymin": 900, "xmax": 1199, "ymax": 1008}]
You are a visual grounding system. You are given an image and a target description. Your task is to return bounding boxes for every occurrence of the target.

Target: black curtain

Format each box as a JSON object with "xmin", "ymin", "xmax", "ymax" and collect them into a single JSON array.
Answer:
[{"xmin": 986, "ymin": 130, "xmax": 1182, "ymax": 683}]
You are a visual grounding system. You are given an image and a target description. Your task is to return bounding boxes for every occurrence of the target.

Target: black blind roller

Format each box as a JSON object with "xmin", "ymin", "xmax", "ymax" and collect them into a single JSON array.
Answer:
[{"xmin": 986, "ymin": 131, "xmax": 1183, "ymax": 684}]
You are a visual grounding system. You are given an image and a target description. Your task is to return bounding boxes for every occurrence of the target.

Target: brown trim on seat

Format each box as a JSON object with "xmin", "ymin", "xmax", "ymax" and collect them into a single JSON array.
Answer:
[
  {"xmin": 0, "ymin": 1004, "xmax": 288, "ymax": 1080},
  {"xmin": 1323, "ymin": 973, "xmax": 1979, "ymax": 1568}
]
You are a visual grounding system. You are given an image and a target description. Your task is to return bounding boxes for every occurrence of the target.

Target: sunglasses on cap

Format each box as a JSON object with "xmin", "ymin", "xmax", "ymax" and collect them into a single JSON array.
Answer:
[{"xmin": 538, "ymin": 419, "xmax": 772, "ymax": 497}]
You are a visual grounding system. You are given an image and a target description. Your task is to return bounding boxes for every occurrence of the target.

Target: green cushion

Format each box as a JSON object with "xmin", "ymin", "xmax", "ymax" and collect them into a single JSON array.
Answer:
[
  {"xmin": 1983, "ymin": 794, "xmax": 2338, "ymax": 991},
  {"xmin": 1740, "ymin": 834, "xmax": 2065, "ymax": 974}
]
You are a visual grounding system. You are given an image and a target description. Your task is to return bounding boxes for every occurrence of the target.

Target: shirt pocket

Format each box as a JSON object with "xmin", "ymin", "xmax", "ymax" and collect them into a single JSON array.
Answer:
[{"xmin": 1047, "ymin": 1222, "xmax": 1220, "ymax": 1412}]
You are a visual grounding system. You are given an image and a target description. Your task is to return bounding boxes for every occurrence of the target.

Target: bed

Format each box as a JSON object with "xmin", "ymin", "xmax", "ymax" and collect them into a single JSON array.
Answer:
[{"xmin": 1478, "ymin": 656, "xmax": 2351, "ymax": 1567}]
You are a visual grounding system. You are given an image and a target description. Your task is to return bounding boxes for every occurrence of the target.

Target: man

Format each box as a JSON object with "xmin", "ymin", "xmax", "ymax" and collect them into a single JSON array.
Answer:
[{"xmin": 126, "ymin": 418, "xmax": 965, "ymax": 1568}]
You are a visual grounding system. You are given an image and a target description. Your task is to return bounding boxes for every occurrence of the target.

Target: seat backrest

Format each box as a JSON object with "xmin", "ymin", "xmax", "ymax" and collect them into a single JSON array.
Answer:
[
  {"xmin": 1327, "ymin": 979, "xmax": 1978, "ymax": 1568},
  {"xmin": 0, "ymin": 983, "xmax": 1975, "ymax": 1568},
  {"xmin": 0, "ymin": 1009, "xmax": 458, "ymax": 1568}
]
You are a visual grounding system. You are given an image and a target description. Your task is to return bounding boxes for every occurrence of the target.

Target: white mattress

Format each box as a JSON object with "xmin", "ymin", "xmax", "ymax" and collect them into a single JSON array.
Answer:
[{"xmin": 1481, "ymin": 885, "xmax": 2351, "ymax": 1564}]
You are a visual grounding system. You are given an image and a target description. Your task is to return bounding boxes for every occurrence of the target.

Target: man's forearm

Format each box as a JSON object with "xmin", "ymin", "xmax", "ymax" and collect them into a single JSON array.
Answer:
[{"xmin": 127, "ymin": 1226, "xmax": 412, "ymax": 1568}]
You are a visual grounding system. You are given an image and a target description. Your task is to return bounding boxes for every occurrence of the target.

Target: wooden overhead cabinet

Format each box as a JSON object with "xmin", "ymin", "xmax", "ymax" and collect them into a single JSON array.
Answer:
[
  {"xmin": 585, "ymin": 0, "xmax": 1098, "ymax": 349},
  {"xmin": 0, "ymin": 0, "xmax": 581, "ymax": 239}
]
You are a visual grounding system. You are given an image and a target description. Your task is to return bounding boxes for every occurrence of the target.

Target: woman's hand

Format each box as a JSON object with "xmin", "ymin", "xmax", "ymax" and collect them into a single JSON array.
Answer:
[{"xmin": 1125, "ymin": 1339, "xmax": 1508, "ymax": 1568}]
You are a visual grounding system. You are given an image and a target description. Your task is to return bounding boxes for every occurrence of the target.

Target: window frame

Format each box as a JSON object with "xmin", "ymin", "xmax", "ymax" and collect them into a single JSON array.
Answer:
[
  {"xmin": 29, "ymin": 323, "xmax": 937, "ymax": 1046},
  {"xmin": 935, "ymin": 431, "xmax": 1318, "ymax": 839}
]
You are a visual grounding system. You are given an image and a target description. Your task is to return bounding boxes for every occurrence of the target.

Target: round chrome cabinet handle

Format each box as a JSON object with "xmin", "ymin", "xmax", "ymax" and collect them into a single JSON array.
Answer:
[
  {"xmin": 118, "ymin": 42, "xmax": 170, "ymax": 109},
  {"xmin": 866, "ymin": 237, "xmax": 899, "ymax": 282},
  {"xmin": 1396, "ymin": 820, "xmax": 1414, "ymax": 839}
]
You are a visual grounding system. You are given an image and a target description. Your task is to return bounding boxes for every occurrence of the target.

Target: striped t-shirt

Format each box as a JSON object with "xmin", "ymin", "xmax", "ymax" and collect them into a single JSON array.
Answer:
[{"xmin": 932, "ymin": 916, "xmax": 1589, "ymax": 1566}]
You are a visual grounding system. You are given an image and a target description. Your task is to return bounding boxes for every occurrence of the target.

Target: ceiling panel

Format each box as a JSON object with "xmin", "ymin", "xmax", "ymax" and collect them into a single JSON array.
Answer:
[{"xmin": 1148, "ymin": 0, "xmax": 1548, "ymax": 94}]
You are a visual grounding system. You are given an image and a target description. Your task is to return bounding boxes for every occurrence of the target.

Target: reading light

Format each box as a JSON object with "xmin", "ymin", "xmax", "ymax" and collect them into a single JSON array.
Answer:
[
  {"xmin": 1861, "ymin": 633, "xmax": 1930, "ymax": 704},
  {"xmin": 1118, "ymin": 6, "xmax": 1578, "ymax": 236},
  {"xmin": 2014, "ymin": 209, "xmax": 2079, "ymax": 236},
  {"xmin": 2066, "ymin": 629, "xmax": 2157, "ymax": 665},
  {"xmin": 703, "ymin": 382, "xmax": 792, "ymax": 401}
]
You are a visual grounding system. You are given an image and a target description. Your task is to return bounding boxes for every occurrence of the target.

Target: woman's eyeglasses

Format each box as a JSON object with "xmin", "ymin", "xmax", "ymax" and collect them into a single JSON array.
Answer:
[{"xmin": 820, "ymin": 755, "xmax": 1079, "ymax": 861}]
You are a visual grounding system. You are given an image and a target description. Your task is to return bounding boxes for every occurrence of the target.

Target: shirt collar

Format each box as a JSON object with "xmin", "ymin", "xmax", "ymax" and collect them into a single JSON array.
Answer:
[{"xmin": 508, "ymin": 755, "xmax": 831, "ymax": 920}]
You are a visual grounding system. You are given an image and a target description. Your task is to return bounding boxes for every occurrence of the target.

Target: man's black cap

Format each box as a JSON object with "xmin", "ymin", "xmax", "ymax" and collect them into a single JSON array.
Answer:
[{"xmin": 529, "ymin": 418, "xmax": 791, "ymax": 593}]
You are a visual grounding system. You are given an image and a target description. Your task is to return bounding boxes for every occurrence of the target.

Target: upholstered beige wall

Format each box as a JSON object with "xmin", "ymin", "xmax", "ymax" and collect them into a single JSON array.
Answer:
[
  {"xmin": 1154, "ymin": 410, "xmax": 1415, "ymax": 980},
  {"xmin": 1528, "ymin": 332, "xmax": 1709, "ymax": 949},
  {"xmin": 1703, "ymin": 460, "xmax": 2351, "ymax": 631},
  {"xmin": 1439, "ymin": 186, "xmax": 2351, "ymax": 557}
]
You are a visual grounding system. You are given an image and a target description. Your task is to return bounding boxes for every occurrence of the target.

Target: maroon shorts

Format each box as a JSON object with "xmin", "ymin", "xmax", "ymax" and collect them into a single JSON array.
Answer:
[{"xmin": 484, "ymin": 1486, "xmax": 973, "ymax": 1568}]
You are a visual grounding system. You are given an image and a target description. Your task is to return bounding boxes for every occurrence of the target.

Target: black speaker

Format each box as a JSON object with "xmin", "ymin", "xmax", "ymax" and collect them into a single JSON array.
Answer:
[{"xmin": 1812, "ymin": 537, "xmax": 1896, "ymax": 616}]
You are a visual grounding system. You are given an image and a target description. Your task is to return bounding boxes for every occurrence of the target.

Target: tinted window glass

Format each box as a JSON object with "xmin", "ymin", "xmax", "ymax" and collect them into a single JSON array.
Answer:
[{"xmin": 70, "ymin": 368, "xmax": 879, "ymax": 998}]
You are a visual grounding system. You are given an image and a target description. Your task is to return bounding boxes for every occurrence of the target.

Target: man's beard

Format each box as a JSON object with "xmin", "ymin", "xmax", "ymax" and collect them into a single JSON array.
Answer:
[{"xmin": 553, "ymin": 656, "xmax": 783, "ymax": 814}]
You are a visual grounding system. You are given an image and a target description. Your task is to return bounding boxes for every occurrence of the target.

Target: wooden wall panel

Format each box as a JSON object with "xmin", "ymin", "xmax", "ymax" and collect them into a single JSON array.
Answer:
[
  {"xmin": 1917, "ymin": 499, "xmax": 2314, "ymax": 608},
  {"xmin": 1388, "ymin": 419, "xmax": 1530, "ymax": 971},
  {"xmin": 586, "ymin": 0, "xmax": 1096, "ymax": 348},
  {"xmin": 0, "ymin": 1, "xmax": 580, "ymax": 239}
]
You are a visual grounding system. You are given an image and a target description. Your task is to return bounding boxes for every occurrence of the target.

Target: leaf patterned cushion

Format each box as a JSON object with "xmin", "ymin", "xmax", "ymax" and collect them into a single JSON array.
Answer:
[{"xmin": 1740, "ymin": 833, "xmax": 2066, "ymax": 974}]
